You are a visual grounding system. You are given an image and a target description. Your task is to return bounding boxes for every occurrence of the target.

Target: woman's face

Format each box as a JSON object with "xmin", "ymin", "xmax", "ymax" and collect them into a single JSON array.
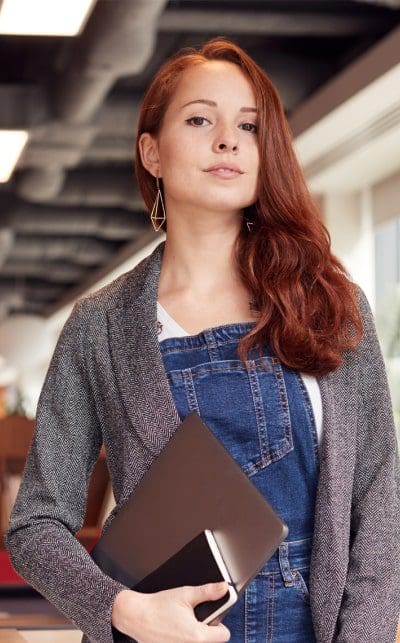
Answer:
[{"xmin": 140, "ymin": 60, "xmax": 260, "ymax": 219}]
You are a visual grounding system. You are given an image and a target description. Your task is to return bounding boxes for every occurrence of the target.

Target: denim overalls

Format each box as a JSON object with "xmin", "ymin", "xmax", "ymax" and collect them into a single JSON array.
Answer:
[{"xmin": 159, "ymin": 320, "xmax": 319, "ymax": 642}]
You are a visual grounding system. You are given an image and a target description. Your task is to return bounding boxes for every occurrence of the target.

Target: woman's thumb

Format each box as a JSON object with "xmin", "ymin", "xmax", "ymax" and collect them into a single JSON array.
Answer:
[
  {"xmin": 205, "ymin": 581, "xmax": 229, "ymax": 596},
  {"xmin": 185, "ymin": 580, "xmax": 229, "ymax": 607}
]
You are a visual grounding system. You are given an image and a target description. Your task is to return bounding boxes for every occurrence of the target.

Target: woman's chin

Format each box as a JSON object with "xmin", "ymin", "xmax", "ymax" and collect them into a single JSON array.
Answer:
[{"xmin": 194, "ymin": 195, "xmax": 255, "ymax": 214}]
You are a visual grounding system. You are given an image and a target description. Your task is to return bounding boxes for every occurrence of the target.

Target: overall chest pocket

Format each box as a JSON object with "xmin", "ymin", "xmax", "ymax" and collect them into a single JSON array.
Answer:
[{"xmin": 166, "ymin": 356, "xmax": 294, "ymax": 477}]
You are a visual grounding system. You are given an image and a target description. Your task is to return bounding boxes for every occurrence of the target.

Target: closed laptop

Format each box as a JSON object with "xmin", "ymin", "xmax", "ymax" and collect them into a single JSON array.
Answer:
[{"xmin": 91, "ymin": 410, "xmax": 288, "ymax": 622}]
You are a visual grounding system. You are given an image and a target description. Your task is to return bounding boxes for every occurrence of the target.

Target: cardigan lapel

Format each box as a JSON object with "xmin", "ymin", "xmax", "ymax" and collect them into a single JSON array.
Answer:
[{"xmin": 107, "ymin": 240, "xmax": 182, "ymax": 457}]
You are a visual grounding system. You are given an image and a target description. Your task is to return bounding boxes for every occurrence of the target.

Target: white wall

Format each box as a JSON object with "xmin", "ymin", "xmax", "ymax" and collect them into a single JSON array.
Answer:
[{"xmin": 322, "ymin": 187, "xmax": 375, "ymax": 310}]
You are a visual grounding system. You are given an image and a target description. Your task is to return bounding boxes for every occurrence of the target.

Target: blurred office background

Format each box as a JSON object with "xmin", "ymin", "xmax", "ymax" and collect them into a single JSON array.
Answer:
[{"xmin": 0, "ymin": 0, "xmax": 399, "ymax": 639}]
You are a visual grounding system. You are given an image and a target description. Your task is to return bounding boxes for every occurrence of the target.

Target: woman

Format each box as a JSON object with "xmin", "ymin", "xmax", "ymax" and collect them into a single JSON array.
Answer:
[{"xmin": 5, "ymin": 38, "xmax": 400, "ymax": 643}]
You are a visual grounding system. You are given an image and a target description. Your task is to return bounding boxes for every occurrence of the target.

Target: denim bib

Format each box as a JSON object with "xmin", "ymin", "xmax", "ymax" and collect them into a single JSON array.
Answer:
[{"xmin": 159, "ymin": 321, "xmax": 319, "ymax": 642}]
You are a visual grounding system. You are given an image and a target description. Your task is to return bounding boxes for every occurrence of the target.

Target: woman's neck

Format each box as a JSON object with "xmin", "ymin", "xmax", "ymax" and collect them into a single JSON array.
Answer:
[
  {"xmin": 158, "ymin": 226, "xmax": 242, "ymax": 298},
  {"xmin": 157, "ymin": 228, "xmax": 259, "ymax": 334}
]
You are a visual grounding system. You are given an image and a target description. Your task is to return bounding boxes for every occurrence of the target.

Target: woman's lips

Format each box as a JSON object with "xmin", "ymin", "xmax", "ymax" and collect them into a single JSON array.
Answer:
[{"xmin": 205, "ymin": 167, "xmax": 243, "ymax": 179}]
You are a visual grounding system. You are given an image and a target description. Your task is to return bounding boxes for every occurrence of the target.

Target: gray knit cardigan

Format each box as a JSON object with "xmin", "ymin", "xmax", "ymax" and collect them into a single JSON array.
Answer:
[{"xmin": 5, "ymin": 239, "xmax": 400, "ymax": 643}]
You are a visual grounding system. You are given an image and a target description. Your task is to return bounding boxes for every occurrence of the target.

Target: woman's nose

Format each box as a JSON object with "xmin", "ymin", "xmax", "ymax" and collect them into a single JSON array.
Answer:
[
  {"xmin": 213, "ymin": 126, "xmax": 239, "ymax": 153},
  {"xmin": 217, "ymin": 141, "xmax": 238, "ymax": 152}
]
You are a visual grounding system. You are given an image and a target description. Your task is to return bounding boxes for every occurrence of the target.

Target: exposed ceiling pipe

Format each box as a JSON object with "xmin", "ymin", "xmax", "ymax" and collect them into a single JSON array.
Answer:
[
  {"xmin": 10, "ymin": 204, "xmax": 148, "ymax": 240},
  {"xmin": 15, "ymin": 95, "xmax": 140, "ymax": 197},
  {"xmin": 0, "ymin": 85, "xmax": 48, "ymax": 129},
  {"xmin": 10, "ymin": 236, "xmax": 114, "ymax": 266},
  {"xmin": 0, "ymin": 260, "xmax": 86, "ymax": 283},
  {"xmin": 15, "ymin": 121, "xmax": 97, "ymax": 201},
  {"xmin": 94, "ymin": 94, "xmax": 141, "ymax": 135},
  {"xmin": 53, "ymin": 0, "xmax": 167, "ymax": 124},
  {"xmin": 15, "ymin": 0, "xmax": 166, "ymax": 203},
  {"xmin": 0, "ymin": 228, "xmax": 14, "ymax": 267},
  {"xmin": 352, "ymin": 0, "xmax": 400, "ymax": 6},
  {"xmin": 45, "ymin": 167, "xmax": 144, "ymax": 210},
  {"xmin": 18, "ymin": 121, "xmax": 97, "ymax": 169},
  {"xmin": 158, "ymin": 8, "xmax": 394, "ymax": 35},
  {"xmin": 82, "ymin": 136, "xmax": 135, "ymax": 163},
  {"xmin": 5, "ymin": 302, "xmax": 47, "ymax": 316},
  {"xmin": 0, "ymin": 282, "xmax": 64, "ymax": 302},
  {"xmin": 17, "ymin": 164, "xmax": 143, "ymax": 209},
  {"xmin": 16, "ymin": 168, "xmax": 66, "ymax": 201},
  {"xmin": 16, "ymin": 97, "xmax": 140, "ymax": 167}
]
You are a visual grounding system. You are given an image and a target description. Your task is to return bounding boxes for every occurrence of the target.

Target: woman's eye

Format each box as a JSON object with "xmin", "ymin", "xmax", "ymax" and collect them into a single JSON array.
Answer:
[
  {"xmin": 185, "ymin": 116, "xmax": 210, "ymax": 127},
  {"xmin": 185, "ymin": 117, "xmax": 257, "ymax": 133},
  {"xmin": 241, "ymin": 122, "xmax": 258, "ymax": 133}
]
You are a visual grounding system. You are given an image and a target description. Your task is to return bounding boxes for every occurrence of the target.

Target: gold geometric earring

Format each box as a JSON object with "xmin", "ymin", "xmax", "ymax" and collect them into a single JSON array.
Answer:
[{"xmin": 150, "ymin": 176, "xmax": 166, "ymax": 232}]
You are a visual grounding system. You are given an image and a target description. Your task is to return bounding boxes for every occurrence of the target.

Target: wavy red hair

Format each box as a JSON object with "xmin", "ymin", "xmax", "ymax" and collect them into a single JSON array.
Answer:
[{"xmin": 134, "ymin": 37, "xmax": 363, "ymax": 376}]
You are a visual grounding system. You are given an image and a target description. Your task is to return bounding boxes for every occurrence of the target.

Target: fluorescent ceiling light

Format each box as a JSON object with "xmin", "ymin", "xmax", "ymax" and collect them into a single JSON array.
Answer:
[
  {"xmin": 0, "ymin": 0, "xmax": 96, "ymax": 37},
  {"xmin": 0, "ymin": 130, "xmax": 28, "ymax": 183}
]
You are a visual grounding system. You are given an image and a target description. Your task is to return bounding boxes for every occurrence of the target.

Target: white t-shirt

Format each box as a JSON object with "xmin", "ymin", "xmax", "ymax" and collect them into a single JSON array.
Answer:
[{"xmin": 157, "ymin": 301, "xmax": 323, "ymax": 449}]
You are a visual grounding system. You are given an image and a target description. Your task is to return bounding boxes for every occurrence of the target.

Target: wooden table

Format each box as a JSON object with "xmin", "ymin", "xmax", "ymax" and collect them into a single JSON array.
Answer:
[{"xmin": 0, "ymin": 630, "xmax": 82, "ymax": 642}]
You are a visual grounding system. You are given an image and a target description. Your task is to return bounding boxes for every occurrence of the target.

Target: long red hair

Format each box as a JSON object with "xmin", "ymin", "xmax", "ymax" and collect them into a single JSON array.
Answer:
[{"xmin": 134, "ymin": 37, "xmax": 363, "ymax": 376}]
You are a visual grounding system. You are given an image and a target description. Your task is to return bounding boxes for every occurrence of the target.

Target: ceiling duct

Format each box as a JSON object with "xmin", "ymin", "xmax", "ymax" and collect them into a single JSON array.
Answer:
[
  {"xmin": 158, "ymin": 7, "xmax": 393, "ymax": 35},
  {"xmin": 0, "ymin": 228, "xmax": 14, "ymax": 267},
  {"xmin": 0, "ymin": 282, "xmax": 64, "ymax": 302},
  {"xmin": 94, "ymin": 95, "xmax": 141, "ymax": 135},
  {"xmin": 15, "ymin": 0, "xmax": 165, "ymax": 203},
  {"xmin": 45, "ymin": 167, "xmax": 144, "ymax": 210},
  {"xmin": 15, "ymin": 122, "xmax": 97, "ymax": 201},
  {"xmin": 16, "ymin": 168, "xmax": 66, "ymax": 201},
  {"xmin": 0, "ymin": 260, "xmax": 86, "ymax": 283},
  {"xmin": 0, "ymin": 86, "xmax": 48, "ymax": 129},
  {"xmin": 18, "ymin": 121, "xmax": 97, "ymax": 169},
  {"xmin": 352, "ymin": 0, "xmax": 400, "ymax": 6},
  {"xmin": 54, "ymin": 0, "xmax": 167, "ymax": 124},
  {"xmin": 10, "ymin": 204, "xmax": 147, "ymax": 240},
  {"xmin": 10, "ymin": 236, "xmax": 114, "ymax": 266}
]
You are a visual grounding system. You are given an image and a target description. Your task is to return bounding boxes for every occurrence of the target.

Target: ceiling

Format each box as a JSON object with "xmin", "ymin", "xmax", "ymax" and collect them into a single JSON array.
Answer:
[{"xmin": 0, "ymin": 0, "xmax": 399, "ymax": 321}]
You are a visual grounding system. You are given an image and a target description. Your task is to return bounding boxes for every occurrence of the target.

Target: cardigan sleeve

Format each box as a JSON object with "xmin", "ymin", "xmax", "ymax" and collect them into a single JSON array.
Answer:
[
  {"xmin": 4, "ymin": 300, "xmax": 128, "ymax": 643},
  {"xmin": 335, "ymin": 287, "xmax": 400, "ymax": 642}
]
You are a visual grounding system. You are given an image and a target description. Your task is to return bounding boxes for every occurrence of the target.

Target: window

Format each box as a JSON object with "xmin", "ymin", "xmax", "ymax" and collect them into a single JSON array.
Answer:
[{"xmin": 374, "ymin": 216, "xmax": 400, "ymax": 436}]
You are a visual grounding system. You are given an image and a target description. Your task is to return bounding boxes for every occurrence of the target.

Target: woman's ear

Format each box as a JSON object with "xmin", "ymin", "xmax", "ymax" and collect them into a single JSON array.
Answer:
[{"xmin": 138, "ymin": 132, "xmax": 161, "ymax": 177}]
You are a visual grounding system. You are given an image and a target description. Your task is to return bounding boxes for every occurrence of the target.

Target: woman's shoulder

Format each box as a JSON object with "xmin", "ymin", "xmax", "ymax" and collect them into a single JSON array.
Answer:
[
  {"xmin": 60, "ymin": 252, "xmax": 154, "ymax": 340},
  {"xmin": 353, "ymin": 282, "xmax": 371, "ymax": 316},
  {"xmin": 352, "ymin": 283, "xmax": 379, "ymax": 348},
  {"xmin": 74, "ymin": 253, "xmax": 152, "ymax": 315},
  {"xmin": 343, "ymin": 281, "xmax": 387, "ymax": 376}
]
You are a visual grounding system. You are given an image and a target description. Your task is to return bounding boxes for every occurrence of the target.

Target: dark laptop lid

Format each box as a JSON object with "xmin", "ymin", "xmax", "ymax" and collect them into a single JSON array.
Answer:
[{"xmin": 91, "ymin": 410, "xmax": 288, "ymax": 600}]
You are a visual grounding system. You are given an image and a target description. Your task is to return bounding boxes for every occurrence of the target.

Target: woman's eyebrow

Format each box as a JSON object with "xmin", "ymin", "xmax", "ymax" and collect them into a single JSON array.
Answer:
[{"xmin": 180, "ymin": 99, "xmax": 257, "ymax": 113}]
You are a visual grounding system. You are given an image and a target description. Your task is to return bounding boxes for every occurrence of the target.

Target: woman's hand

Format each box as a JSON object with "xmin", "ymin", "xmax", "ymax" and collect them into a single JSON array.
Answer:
[{"xmin": 112, "ymin": 581, "xmax": 231, "ymax": 642}]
